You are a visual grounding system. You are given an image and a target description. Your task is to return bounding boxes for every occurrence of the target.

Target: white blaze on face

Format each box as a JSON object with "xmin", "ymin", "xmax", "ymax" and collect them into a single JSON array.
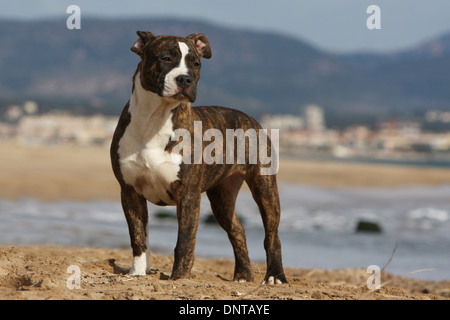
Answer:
[{"xmin": 162, "ymin": 42, "xmax": 190, "ymax": 97}]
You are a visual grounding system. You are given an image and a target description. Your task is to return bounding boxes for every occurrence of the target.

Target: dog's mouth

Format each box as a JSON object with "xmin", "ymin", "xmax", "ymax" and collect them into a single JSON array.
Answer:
[
  {"xmin": 172, "ymin": 93, "xmax": 190, "ymax": 101},
  {"xmin": 171, "ymin": 88, "xmax": 196, "ymax": 102},
  {"xmin": 160, "ymin": 79, "xmax": 196, "ymax": 102},
  {"xmin": 161, "ymin": 89, "xmax": 193, "ymax": 102}
]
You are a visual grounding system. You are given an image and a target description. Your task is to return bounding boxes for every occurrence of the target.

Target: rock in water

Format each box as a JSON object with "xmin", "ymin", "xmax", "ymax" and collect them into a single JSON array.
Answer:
[{"xmin": 356, "ymin": 220, "xmax": 382, "ymax": 233}]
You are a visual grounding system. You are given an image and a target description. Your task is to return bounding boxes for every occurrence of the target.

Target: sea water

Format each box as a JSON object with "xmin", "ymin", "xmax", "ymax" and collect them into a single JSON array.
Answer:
[{"xmin": 0, "ymin": 183, "xmax": 449, "ymax": 281}]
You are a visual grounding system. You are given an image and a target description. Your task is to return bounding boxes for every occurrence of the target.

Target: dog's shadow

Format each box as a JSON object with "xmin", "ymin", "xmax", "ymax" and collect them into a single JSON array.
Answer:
[
  {"xmin": 106, "ymin": 258, "xmax": 235, "ymax": 282},
  {"xmin": 106, "ymin": 258, "xmax": 170, "ymax": 279},
  {"xmin": 216, "ymin": 274, "xmax": 232, "ymax": 282},
  {"xmin": 107, "ymin": 258, "xmax": 129, "ymax": 275}
]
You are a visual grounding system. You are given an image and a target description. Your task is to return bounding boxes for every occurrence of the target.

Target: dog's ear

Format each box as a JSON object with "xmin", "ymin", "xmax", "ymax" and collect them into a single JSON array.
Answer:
[
  {"xmin": 186, "ymin": 33, "xmax": 212, "ymax": 59},
  {"xmin": 131, "ymin": 31, "xmax": 155, "ymax": 55}
]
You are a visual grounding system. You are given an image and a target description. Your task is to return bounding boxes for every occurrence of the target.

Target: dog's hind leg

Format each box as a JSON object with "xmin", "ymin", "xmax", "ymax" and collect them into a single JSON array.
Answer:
[
  {"xmin": 206, "ymin": 174, "xmax": 253, "ymax": 282},
  {"xmin": 121, "ymin": 184, "xmax": 150, "ymax": 276},
  {"xmin": 245, "ymin": 173, "xmax": 287, "ymax": 284}
]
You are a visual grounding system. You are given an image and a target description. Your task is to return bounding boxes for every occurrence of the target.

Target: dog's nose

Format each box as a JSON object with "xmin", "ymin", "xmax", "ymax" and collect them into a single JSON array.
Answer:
[{"xmin": 176, "ymin": 75, "xmax": 193, "ymax": 88}]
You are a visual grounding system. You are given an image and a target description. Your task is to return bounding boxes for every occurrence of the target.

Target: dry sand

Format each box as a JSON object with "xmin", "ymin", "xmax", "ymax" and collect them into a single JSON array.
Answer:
[
  {"xmin": 1, "ymin": 142, "xmax": 450, "ymax": 300},
  {"xmin": 0, "ymin": 245, "xmax": 449, "ymax": 300}
]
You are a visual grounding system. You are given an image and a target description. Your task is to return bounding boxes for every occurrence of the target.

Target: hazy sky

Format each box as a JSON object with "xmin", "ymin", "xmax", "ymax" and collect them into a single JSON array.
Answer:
[{"xmin": 2, "ymin": 0, "xmax": 450, "ymax": 53}]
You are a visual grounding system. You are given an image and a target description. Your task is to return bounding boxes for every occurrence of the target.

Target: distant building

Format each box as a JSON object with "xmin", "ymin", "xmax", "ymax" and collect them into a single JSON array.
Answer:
[
  {"xmin": 15, "ymin": 114, "xmax": 118, "ymax": 146},
  {"xmin": 4, "ymin": 105, "xmax": 23, "ymax": 121},
  {"xmin": 260, "ymin": 104, "xmax": 326, "ymax": 133},
  {"xmin": 260, "ymin": 114, "xmax": 304, "ymax": 131},
  {"xmin": 425, "ymin": 110, "xmax": 450, "ymax": 123},
  {"xmin": 23, "ymin": 101, "xmax": 39, "ymax": 115},
  {"xmin": 3, "ymin": 101, "xmax": 39, "ymax": 122},
  {"xmin": 304, "ymin": 104, "xmax": 325, "ymax": 132}
]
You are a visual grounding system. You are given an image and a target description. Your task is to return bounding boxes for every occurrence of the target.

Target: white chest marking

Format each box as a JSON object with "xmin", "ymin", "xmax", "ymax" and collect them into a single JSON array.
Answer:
[
  {"xmin": 162, "ymin": 42, "xmax": 190, "ymax": 97},
  {"xmin": 118, "ymin": 72, "xmax": 182, "ymax": 205}
]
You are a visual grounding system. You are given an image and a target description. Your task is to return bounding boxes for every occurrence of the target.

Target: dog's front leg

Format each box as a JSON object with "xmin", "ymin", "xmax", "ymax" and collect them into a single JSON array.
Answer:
[
  {"xmin": 170, "ymin": 192, "xmax": 201, "ymax": 280},
  {"xmin": 121, "ymin": 184, "xmax": 150, "ymax": 276}
]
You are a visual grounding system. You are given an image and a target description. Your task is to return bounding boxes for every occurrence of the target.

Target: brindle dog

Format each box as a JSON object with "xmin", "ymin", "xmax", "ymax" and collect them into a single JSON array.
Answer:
[{"xmin": 110, "ymin": 31, "xmax": 287, "ymax": 284}]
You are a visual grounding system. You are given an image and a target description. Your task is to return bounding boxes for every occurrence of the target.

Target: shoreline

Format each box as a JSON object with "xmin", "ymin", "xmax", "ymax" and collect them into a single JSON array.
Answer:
[{"xmin": 2, "ymin": 142, "xmax": 450, "ymax": 201}]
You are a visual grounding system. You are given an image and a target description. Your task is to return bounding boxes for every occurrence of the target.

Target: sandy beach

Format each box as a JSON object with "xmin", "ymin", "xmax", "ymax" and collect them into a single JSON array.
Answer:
[
  {"xmin": 1, "ymin": 142, "xmax": 450, "ymax": 300},
  {"xmin": 3, "ymin": 142, "xmax": 450, "ymax": 201},
  {"xmin": 0, "ymin": 245, "xmax": 449, "ymax": 300}
]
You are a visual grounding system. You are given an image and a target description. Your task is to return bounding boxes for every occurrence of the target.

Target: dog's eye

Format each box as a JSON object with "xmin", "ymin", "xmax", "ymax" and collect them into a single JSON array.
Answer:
[
  {"xmin": 193, "ymin": 61, "xmax": 200, "ymax": 67},
  {"xmin": 161, "ymin": 56, "xmax": 172, "ymax": 62}
]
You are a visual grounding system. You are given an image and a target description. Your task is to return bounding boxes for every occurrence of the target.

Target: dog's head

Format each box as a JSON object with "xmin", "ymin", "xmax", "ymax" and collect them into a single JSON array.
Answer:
[{"xmin": 131, "ymin": 31, "xmax": 212, "ymax": 103}]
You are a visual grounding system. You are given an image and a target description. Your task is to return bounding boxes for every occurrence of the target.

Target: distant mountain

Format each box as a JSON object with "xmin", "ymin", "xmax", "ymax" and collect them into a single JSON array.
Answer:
[
  {"xmin": 342, "ymin": 33, "xmax": 450, "ymax": 120},
  {"xmin": 0, "ymin": 17, "xmax": 449, "ymax": 127}
]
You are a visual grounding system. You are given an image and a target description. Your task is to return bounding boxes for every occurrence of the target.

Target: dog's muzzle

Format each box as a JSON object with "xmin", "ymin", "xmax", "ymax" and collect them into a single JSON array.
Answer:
[{"xmin": 174, "ymin": 75, "xmax": 196, "ymax": 102}]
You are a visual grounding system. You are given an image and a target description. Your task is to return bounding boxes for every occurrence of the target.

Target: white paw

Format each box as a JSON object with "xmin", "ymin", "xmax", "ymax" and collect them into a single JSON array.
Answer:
[
  {"xmin": 262, "ymin": 276, "xmax": 282, "ymax": 285},
  {"xmin": 129, "ymin": 253, "xmax": 150, "ymax": 276},
  {"xmin": 128, "ymin": 269, "xmax": 147, "ymax": 276}
]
